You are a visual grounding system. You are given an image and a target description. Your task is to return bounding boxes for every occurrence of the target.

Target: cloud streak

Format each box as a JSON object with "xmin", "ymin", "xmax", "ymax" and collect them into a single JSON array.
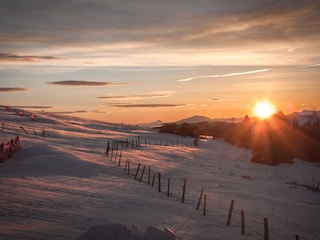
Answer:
[
  {"xmin": 177, "ymin": 69, "xmax": 271, "ymax": 82},
  {"xmin": 10, "ymin": 105, "xmax": 54, "ymax": 109},
  {"xmin": 0, "ymin": 87, "xmax": 28, "ymax": 92},
  {"xmin": 97, "ymin": 93, "xmax": 169, "ymax": 100},
  {"xmin": 110, "ymin": 104, "xmax": 183, "ymax": 108},
  {"xmin": 48, "ymin": 80, "xmax": 128, "ymax": 86},
  {"xmin": 0, "ymin": 53, "xmax": 59, "ymax": 62},
  {"xmin": 211, "ymin": 98, "xmax": 236, "ymax": 102}
]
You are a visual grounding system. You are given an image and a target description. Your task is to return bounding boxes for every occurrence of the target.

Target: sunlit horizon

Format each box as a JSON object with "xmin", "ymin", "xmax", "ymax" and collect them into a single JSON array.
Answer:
[{"xmin": 1, "ymin": 1, "xmax": 319, "ymax": 124}]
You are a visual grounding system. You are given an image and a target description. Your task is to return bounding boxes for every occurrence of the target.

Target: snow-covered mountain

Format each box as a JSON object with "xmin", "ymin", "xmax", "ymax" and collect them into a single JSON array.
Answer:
[{"xmin": 175, "ymin": 115, "xmax": 212, "ymax": 124}]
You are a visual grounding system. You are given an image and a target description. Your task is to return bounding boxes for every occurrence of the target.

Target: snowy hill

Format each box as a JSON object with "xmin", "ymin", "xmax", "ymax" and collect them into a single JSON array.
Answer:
[
  {"xmin": 175, "ymin": 115, "xmax": 212, "ymax": 124},
  {"xmin": 0, "ymin": 107, "xmax": 320, "ymax": 240}
]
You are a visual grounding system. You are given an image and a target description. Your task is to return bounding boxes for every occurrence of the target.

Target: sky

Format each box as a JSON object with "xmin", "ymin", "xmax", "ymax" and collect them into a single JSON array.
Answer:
[{"xmin": 0, "ymin": 0, "xmax": 320, "ymax": 124}]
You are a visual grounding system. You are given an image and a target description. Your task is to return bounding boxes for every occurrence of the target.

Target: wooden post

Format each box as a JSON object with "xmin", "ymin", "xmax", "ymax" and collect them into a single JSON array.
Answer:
[
  {"xmin": 158, "ymin": 173, "xmax": 161, "ymax": 192},
  {"xmin": 110, "ymin": 150, "xmax": 113, "ymax": 162},
  {"xmin": 148, "ymin": 166, "xmax": 151, "ymax": 185},
  {"xmin": 264, "ymin": 218, "xmax": 269, "ymax": 240},
  {"xmin": 196, "ymin": 186, "xmax": 204, "ymax": 210},
  {"xmin": 226, "ymin": 200, "xmax": 234, "ymax": 226},
  {"xmin": 203, "ymin": 194, "xmax": 207, "ymax": 216},
  {"xmin": 181, "ymin": 177, "xmax": 187, "ymax": 203},
  {"xmin": 114, "ymin": 151, "xmax": 118, "ymax": 163},
  {"xmin": 127, "ymin": 161, "xmax": 130, "ymax": 175},
  {"xmin": 106, "ymin": 141, "xmax": 110, "ymax": 157},
  {"xmin": 118, "ymin": 152, "xmax": 122, "ymax": 166},
  {"xmin": 241, "ymin": 210, "xmax": 245, "ymax": 235},
  {"xmin": 135, "ymin": 163, "xmax": 141, "ymax": 179},
  {"xmin": 167, "ymin": 177, "xmax": 170, "ymax": 197},
  {"xmin": 124, "ymin": 160, "xmax": 128, "ymax": 171},
  {"xmin": 139, "ymin": 165, "xmax": 146, "ymax": 182},
  {"xmin": 295, "ymin": 235, "xmax": 299, "ymax": 240},
  {"xmin": 151, "ymin": 173, "xmax": 155, "ymax": 188}
]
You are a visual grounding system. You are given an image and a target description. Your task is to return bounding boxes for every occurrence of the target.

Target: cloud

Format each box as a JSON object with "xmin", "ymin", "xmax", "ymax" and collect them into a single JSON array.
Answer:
[
  {"xmin": 91, "ymin": 109, "xmax": 106, "ymax": 114},
  {"xmin": 50, "ymin": 110, "xmax": 88, "ymax": 114},
  {"xmin": 10, "ymin": 105, "xmax": 54, "ymax": 109},
  {"xmin": 0, "ymin": 87, "xmax": 28, "ymax": 92},
  {"xmin": 97, "ymin": 93, "xmax": 169, "ymax": 100},
  {"xmin": 211, "ymin": 98, "xmax": 236, "ymax": 102},
  {"xmin": 0, "ymin": 1, "xmax": 319, "ymax": 66},
  {"xmin": 109, "ymin": 103, "xmax": 183, "ymax": 108},
  {"xmin": 48, "ymin": 80, "xmax": 127, "ymax": 86},
  {"xmin": 0, "ymin": 53, "xmax": 59, "ymax": 62},
  {"xmin": 177, "ymin": 69, "xmax": 270, "ymax": 82}
]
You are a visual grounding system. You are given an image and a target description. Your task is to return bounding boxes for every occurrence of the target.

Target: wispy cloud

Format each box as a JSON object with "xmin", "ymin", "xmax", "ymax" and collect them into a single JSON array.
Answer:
[
  {"xmin": 0, "ymin": 53, "xmax": 59, "ymax": 62},
  {"xmin": 110, "ymin": 103, "xmax": 183, "ymax": 108},
  {"xmin": 97, "ymin": 93, "xmax": 169, "ymax": 100},
  {"xmin": 302, "ymin": 63, "xmax": 320, "ymax": 68},
  {"xmin": 211, "ymin": 98, "xmax": 236, "ymax": 102},
  {"xmin": 10, "ymin": 105, "xmax": 54, "ymax": 109},
  {"xmin": 51, "ymin": 110, "xmax": 88, "ymax": 114},
  {"xmin": 0, "ymin": 87, "xmax": 28, "ymax": 92},
  {"xmin": 48, "ymin": 80, "xmax": 128, "ymax": 86},
  {"xmin": 177, "ymin": 69, "xmax": 270, "ymax": 82}
]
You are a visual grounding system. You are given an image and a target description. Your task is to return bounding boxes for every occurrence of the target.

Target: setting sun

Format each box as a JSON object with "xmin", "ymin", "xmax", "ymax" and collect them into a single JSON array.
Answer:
[{"xmin": 253, "ymin": 101, "xmax": 276, "ymax": 119}]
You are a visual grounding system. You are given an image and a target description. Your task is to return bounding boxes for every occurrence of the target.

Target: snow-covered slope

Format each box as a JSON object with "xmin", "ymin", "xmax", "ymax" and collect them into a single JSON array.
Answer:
[{"xmin": 0, "ymin": 108, "xmax": 319, "ymax": 240}]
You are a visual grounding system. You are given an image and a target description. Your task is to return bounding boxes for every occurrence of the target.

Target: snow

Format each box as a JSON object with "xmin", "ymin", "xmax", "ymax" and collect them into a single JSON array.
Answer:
[{"xmin": 1, "ymin": 108, "xmax": 320, "ymax": 240}]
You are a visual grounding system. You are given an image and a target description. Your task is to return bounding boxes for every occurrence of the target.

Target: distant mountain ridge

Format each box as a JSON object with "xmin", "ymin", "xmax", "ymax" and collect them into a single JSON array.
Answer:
[
  {"xmin": 175, "ymin": 115, "xmax": 212, "ymax": 124},
  {"xmin": 175, "ymin": 110, "xmax": 320, "ymax": 125}
]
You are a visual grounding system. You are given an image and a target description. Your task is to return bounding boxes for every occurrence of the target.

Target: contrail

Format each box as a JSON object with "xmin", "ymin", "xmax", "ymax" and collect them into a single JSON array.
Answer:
[{"xmin": 177, "ymin": 68, "xmax": 270, "ymax": 82}]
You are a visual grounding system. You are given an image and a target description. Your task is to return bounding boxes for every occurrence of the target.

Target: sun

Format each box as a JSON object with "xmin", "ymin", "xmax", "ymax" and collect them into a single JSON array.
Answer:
[{"xmin": 253, "ymin": 101, "xmax": 276, "ymax": 119}]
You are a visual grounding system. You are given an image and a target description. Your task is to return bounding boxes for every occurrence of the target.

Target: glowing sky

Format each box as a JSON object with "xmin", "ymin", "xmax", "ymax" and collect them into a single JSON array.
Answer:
[{"xmin": 1, "ymin": 0, "xmax": 319, "ymax": 123}]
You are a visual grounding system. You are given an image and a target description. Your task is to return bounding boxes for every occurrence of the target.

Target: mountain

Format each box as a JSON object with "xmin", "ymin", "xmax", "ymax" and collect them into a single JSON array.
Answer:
[{"xmin": 175, "ymin": 115, "xmax": 212, "ymax": 124}]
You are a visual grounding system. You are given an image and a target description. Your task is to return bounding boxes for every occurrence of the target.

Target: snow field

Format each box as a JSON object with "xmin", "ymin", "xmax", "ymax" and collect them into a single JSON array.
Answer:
[{"xmin": 0, "ymin": 109, "xmax": 319, "ymax": 239}]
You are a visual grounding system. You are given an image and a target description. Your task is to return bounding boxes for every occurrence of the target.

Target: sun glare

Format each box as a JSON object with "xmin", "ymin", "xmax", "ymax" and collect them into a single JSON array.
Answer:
[{"xmin": 253, "ymin": 101, "xmax": 276, "ymax": 119}]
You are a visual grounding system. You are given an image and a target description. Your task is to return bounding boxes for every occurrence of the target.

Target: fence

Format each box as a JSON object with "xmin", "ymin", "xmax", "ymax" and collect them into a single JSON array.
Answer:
[
  {"xmin": 105, "ymin": 146, "xmax": 302, "ymax": 240},
  {"xmin": 0, "ymin": 135, "xmax": 21, "ymax": 163},
  {"xmin": 1, "ymin": 122, "xmax": 46, "ymax": 137},
  {"xmin": 105, "ymin": 137, "xmax": 198, "ymax": 153}
]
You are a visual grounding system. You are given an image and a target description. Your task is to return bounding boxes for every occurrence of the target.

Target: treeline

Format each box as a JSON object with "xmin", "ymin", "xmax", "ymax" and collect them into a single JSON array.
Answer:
[{"xmin": 158, "ymin": 112, "xmax": 320, "ymax": 165}]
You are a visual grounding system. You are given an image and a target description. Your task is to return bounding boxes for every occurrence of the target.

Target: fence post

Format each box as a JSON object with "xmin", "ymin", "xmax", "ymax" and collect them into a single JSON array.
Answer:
[
  {"xmin": 148, "ymin": 166, "xmax": 151, "ymax": 185},
  {"xmin": 106, "ymin": 141, "xmax": 110, "ymax": 157},
  {"xmin": 203, "ymin": 194, "xmax": 207, "ymax": 216},
  {"xmin": 124, "ymin": 160, "xmax": 128, "ymax": 171},
  {"xmin": 264, "ymin": 218, "xmax": 269, "ymax": 240},
  {"xmin": 226, "ymin": 200, "xmax": 234, "ymax": 226},
  {"xmin": 151, "ymin": 173, "xmax": 155, "ymax": 188},
  {"xmin": 196, "ymin": 186, "xmax": 204, "ymax": 210},
  {"xmin": 135, "ymin": 163, "xmax": 141, "ymax": 179},
  {"xmin": 241, "ymin": 210, "xmax": 245, "ymax": 235},
  {"xmin": 110, "ymin": 150, "xmax": 114, "ymax": 162},
  {"xmin": 181, "ymin": 177, "xmax": 187, "ymax": 203},
  {"xmin": 118, "ymin": 152, "xmax": 122, "ymax": 166},
  {"xmin": 114, "ymin": 151, "xmax": 118, "ymax": 163},
  {"xmin": 158, "ymin": 173, "xmax": 161, "ymax": 192},
  {"xmin": 167, "ymin": 177, "xmax": 170, "ymax": 197},
  {"xmin": 139, "ymin": 165, "xmax": 146, "ymax": 182},
  {"xmin": 127, "ymin": 161, "xmax": 130, "ymax": 175}
]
